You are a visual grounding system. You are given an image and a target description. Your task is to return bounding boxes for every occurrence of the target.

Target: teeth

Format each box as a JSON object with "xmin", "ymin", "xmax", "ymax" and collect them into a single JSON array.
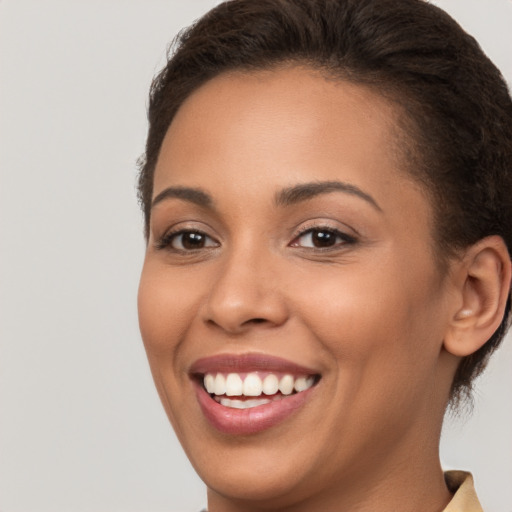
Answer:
[
  {"xmin": 204, "ymin": 374, "xmax": 215, "ymax": 394},
  {"xmin": 225, "ymin": 373, "xmax": 243, "ymax": 396},
  {"xmin": 213, "ymin": 374, "xmax": 226, "ymax": 395},
  {"xmin": 243, "ymin": 373, "xmax": 263, "ymax": 396},
  {"xmin": 203, "ymin": 372, "xmax": 316, "ymax": 398},
  {"xmin": 262, "ymin": 374, "xmax": 279, "ymax": 395},
  {"xmin": 220, "ymin": 397, "xmax": 271, "ymax": 409},
  {"xmin": 279, "ymin": 374, "xmax": 294, "ymax": 395},
  {"xmin": 294, "ymin": 376, "xmax": 314, "ymax": 392}
]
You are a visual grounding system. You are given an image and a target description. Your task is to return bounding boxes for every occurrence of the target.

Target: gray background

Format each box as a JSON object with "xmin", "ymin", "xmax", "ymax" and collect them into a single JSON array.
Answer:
[{"xmin": 1, "ymin": 1, "xmax": 511, "ymax": 511}]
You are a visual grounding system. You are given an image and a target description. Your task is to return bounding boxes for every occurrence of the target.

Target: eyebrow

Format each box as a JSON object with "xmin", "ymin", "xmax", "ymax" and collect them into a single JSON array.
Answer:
[
  {"xmin": 152, "ymin": 186, "xmax": 213, "ymax": 209},
  {"xmin": 275, "ymin": 181, "xmax": 382, "ymax": 211},
  {"xmin": 151, "ymin": 180, "xmax": 381, "ymax": 212}
]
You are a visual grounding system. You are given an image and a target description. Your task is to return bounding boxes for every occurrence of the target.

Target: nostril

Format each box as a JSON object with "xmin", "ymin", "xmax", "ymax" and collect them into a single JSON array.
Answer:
[
  {"xmin": 206, "ymin": 316, "xmax": 269, "ymax": 333},
  {"xmin": 248, "ymin": 318, "xmax": 266, "ymax": 324}
]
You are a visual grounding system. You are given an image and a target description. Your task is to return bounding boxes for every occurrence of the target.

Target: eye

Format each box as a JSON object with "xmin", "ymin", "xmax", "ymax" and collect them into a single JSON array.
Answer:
[
  {"xmin": 290, "ymin": 228, "xmax": 355, "ymax": 249},
  {"xmin": 158, "ymin": 230, "xmax": 219, "ymax": 251}
]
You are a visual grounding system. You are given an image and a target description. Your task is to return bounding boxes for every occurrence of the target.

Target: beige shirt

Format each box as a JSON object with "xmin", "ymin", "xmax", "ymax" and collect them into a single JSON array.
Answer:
[{"xmin": 443, "ymin": 471, "xmax": 483, "ymax": 512}]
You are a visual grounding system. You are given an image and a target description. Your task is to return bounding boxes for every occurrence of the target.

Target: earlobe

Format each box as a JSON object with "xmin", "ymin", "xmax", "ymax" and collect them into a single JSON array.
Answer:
[{"xmin": 444, "ymin": 236, "xmax": 511, "ymax": 357}]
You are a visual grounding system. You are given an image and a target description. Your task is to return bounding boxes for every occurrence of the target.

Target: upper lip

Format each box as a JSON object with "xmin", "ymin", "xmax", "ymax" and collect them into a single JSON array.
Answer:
[{"xmin": 189, "ymin": 353, "xmax": 320, "ymax": 376}]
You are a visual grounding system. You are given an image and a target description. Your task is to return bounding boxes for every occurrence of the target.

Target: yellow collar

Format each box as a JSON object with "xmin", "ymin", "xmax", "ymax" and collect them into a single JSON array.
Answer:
[{"xmin": 443, "ymin": 471, "xmax": 483, "ymax": 512}]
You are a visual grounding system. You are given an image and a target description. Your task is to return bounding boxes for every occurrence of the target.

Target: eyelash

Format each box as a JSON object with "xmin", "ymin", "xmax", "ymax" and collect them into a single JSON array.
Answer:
[
  {"xmin": 289, "ymin": 226, "xmax": 357, "ymax": 250},
  {"xmin": 155, "ymin": 229, "xmax": 219, "ymax": 251},
  {"xmin": 155, "ymin": 225, "xmax": 357, "ymax": 252}
]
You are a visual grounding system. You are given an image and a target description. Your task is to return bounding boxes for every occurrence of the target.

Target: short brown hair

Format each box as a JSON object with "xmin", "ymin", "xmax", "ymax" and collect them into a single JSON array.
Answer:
[{"xmin": 138, "ymin": 0, "xmax": 512, "ymax": 405}]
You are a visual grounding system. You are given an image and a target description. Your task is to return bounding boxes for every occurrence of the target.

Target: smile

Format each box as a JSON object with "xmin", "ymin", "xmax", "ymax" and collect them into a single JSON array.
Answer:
[
  {"xmin": 190, "ymin": 354, "xmax": 321, "ymax": 434},
  {"xmin": 204, "ymin": 372, "xmax": 316, "ymax": 409}
]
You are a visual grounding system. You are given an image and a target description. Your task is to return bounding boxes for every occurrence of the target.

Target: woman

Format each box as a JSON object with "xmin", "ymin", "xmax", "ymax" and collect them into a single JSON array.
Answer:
[{"xmin": 137, "ymin": 0, "xmax": 512, "ymax": 510}]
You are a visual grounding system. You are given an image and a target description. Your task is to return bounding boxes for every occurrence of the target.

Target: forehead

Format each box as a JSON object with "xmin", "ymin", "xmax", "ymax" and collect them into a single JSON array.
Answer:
[
  {"xmin": 155, "ymin": 65, "xmax": 413, "ymax": 191},
  {"xmin": 153, "ymin": 65, "xmax": 429, "ymax": 224}
]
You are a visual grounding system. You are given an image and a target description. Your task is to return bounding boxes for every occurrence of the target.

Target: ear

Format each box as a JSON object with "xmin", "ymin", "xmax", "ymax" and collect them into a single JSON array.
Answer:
[{"xmin": 444, "ymin": 236, "xmax": 511, "ymax": 357}]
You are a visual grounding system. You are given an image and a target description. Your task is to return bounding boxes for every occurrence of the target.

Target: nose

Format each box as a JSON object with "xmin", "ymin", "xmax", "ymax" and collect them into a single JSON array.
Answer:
[{"xmin": 202, "ymin": 249, "xmax": 289, "ymax": 335}]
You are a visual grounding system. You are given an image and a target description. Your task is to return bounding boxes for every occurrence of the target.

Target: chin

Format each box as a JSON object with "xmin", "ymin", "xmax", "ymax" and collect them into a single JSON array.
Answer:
[
  {"xmin": 175, "ymin": 416, "xmax": 345, "ymax": 508},
  {"xmin": 199, "ymin": 455, "xmax": 325, "ymax": 508}
]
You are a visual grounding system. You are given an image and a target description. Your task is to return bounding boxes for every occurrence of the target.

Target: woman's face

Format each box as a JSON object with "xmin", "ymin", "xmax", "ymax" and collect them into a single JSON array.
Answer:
[{"xmin": 138, "ymin": 67, "xmax": 457, "ymax": 507}]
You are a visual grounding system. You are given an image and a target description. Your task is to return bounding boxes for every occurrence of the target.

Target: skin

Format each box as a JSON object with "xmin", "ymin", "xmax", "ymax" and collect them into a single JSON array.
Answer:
[{"xmin": 138, "ymin": 66, "xmax": 510, "ymax": 511}]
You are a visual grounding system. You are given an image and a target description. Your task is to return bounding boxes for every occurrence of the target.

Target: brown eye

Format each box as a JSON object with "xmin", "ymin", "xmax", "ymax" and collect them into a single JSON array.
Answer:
[
  {"xmin": 310, "ymin": 230, "xmax": 337, "ymax": 247},
  {"xmin": 291, "ymin": 228, "xmax": 355, "ymax": 249},
  {"xmin": 167, "ymin": 230, "xmax": 218, "ymax": 250}
]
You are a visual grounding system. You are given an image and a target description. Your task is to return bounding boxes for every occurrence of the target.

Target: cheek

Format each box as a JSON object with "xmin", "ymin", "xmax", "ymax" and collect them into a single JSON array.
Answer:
[
  {"xmin": 137, "ymin": 262, "xmax": 198, "ymax": 429},
  {"xmin": 289, "ymin": 259, "xmax": 447, "ymax": 441},
  {"xmin": 290, "ymin": 254, "xmax": 444, "ymax": 376},
  {"xmin": 137, "ymin": 261, "xmax": 197, "ymax": 357}
]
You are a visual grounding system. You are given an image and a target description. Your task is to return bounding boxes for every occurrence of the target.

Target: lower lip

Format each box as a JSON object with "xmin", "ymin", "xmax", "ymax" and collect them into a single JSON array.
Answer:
[{"xmin": 194, "ymin": 381, "xmax": 316, "ymax": 435}]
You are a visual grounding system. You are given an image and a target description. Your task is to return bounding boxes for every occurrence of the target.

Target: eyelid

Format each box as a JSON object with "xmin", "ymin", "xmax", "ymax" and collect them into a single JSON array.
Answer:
[
  {"xmin": 153, "ymin": 219, "xmax": 357, "ymax": 252},
  {"xmin": 154, "ymin": 222, "xmax": 220, "ymax": 251},
  {"xmin": 291, "ymin": 218, "xmax": 358, "ymax": 238},
  {"xmin": 156, "ymin": 230, "xmax": 219, "ymax": 252},
  {"xmin": 289, "ymin": 222, "xmax": 358, "ymax": 249}
]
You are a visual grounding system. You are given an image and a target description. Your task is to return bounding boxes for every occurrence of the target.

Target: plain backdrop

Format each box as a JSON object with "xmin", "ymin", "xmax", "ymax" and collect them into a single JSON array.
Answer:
[{"xmin": 0, "ymin": 1, "xmax": 511, "ymax": 511}]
